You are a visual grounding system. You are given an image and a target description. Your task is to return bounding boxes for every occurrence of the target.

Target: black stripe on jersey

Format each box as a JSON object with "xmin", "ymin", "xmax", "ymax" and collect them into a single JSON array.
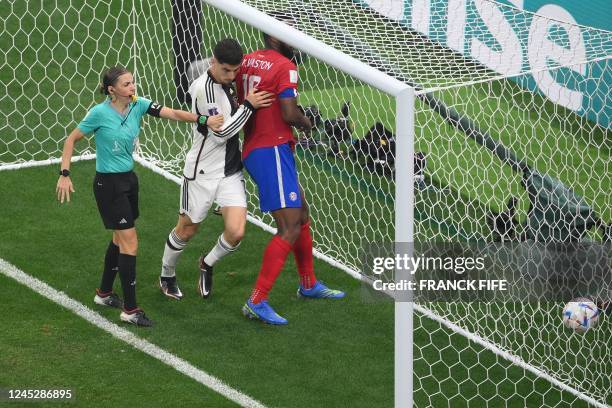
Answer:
[
  {"xmin": 224, "ymin": 134, "xmax": 243, "ymax": 176},
  {"xmin": 222, "ymin": 84, "xmax": 238, "ymax": 115},
  {"xmin": 208, "ymin": 81, "xmax": 250, "ymax": 139},
  {"xmin": 194, "ymin": 98, "xmax": 208, "ymax": 137},
  {"xmin": 212, "ymin": 107, "xmax": 251, "ymax": 138},
  {"xmin": 205, "ymin": 75, "xmax": 215, "ymax": 106},
  {"xmin": 184, "ymin": 96, "xmax": 208, "ymax": 181}
]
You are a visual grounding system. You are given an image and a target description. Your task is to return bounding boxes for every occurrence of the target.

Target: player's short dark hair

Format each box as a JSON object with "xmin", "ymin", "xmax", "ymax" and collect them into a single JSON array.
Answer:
[
  {"xmin": 213, "ymin": 38, "xmax": 243, "ymax": 66},
  {"xmin": 100, "ymin": 66, "xmax": 130, "ymax": 95}
]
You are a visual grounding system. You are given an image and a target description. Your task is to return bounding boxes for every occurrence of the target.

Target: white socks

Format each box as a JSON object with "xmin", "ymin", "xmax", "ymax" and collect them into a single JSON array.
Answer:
[
  {"xmin": 203, "ymin": 233, "xmax": 240, "ymax": 266},
  {"xmin": 161, "ymin": 229, "xmax": 188, "ymax": 277}
]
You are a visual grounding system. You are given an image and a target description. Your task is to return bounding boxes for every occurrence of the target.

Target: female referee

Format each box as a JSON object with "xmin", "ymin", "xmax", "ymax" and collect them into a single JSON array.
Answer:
[{"xmin": 55, "ymin": 66, "xmax": 223, "ymax": 327}]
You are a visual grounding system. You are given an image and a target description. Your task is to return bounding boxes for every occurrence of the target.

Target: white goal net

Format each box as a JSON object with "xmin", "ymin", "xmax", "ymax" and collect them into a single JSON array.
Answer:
[{"xmin": 1, "ymin": 0, "xmax": 610, "ymax": 406}]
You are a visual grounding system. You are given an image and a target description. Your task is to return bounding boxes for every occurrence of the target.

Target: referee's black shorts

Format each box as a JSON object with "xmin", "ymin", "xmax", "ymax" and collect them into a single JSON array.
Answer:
[{"xmin": 93, "ymin": 171, "xmax": 139, "ymax": 230}]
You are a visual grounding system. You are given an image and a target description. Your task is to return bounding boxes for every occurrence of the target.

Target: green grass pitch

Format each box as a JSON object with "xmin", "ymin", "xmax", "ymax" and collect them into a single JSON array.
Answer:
[
  {"xmin": 1, "ymin": 0, "xmax": 609, "ymax": 406},
  {"xmin": 0, "ymin": 163, "xmax": 602, "ymax": 407},
  {"xmin": 0, "ymin": 163, "xmax": 394, "ymax": 407}
]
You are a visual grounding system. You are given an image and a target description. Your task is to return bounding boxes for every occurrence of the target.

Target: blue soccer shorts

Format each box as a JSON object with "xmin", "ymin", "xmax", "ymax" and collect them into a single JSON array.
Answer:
[{"xmin": 243, "ymin": 143, "xmax": 302, "ymax": 213}]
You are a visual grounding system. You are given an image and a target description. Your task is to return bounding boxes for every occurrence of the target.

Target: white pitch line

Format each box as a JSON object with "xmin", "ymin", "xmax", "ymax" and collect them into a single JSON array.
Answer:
[{"xmin": 0, "ymin": 257, "xmax": 267, "ymax": 408}]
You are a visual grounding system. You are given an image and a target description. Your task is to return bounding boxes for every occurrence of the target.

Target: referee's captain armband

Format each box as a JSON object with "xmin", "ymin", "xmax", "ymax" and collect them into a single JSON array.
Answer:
[{"xmin": 146, "ymin": 101, "xmax": 163, "ymax": 117}]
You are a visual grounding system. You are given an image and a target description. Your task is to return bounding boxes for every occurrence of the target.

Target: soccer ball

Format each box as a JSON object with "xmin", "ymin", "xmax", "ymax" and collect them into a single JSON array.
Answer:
[{"xmin": 562, "ymin": 298, "xmax": 600, "ymax": 333}]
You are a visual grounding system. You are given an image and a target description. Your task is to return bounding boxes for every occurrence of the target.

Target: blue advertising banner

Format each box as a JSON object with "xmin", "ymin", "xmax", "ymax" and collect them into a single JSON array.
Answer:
[{"xmin": 355, "ymin": 0, "xmax": 611, "ymax": 127}]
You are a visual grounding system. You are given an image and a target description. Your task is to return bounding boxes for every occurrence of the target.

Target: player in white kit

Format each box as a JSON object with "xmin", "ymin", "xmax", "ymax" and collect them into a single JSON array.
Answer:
[{"xmin": 159, "ymin": 38, "xmax": 273, "ymax": 300}]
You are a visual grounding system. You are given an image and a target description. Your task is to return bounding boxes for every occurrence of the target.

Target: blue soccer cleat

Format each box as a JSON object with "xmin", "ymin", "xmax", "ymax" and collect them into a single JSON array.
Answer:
[
  {"xmin": 242, "ymin": 300, "xmax": 288, "ymax": 325},
  {"xmin": 297, "ymin": 281, "xmax": 345, "ymax": 299}
]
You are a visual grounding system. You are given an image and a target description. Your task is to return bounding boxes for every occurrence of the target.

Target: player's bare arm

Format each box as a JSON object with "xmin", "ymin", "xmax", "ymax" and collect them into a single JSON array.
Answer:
[
  {"xmin": 279, "ymin": 97, "xmax": 312, "ymax": 131},
  {"xmin": 56, "ymin": 127, "xmax": 85, "ymax": 203},
  {"xmin": 158, "ymin": 106, "xmax": 198, "ymax": 122},
  {"xmin": 158, "ymin": 106, "xmax": 224, "ymax": 131}
]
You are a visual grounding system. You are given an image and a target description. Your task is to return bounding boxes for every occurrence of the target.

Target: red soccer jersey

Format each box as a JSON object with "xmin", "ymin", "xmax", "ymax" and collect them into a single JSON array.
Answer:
[{"xmin": 238, "ymin": 49, "xmax": 299, "ymax": 158}]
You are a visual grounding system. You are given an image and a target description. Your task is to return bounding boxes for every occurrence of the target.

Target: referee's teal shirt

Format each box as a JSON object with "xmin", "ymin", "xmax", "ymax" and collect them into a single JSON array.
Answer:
[{"xmin": 77, "ymin": 97, "xmax": 154, "ymax": 173}]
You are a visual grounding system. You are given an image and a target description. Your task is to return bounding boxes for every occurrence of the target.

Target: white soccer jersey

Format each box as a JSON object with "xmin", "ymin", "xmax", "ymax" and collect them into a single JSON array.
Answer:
[{"xmin": 183, "ymin": 70, "xmax": 254, "ymax": 180}]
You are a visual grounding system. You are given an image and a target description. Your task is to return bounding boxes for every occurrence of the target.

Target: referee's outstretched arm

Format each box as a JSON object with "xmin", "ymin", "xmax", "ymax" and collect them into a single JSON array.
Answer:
[
  {"xmin": 157, "ymin": 106, "xmax": 224, "ymax": 132},
  {"xmin": 56, "ymin": 128, "xmax": 85, "ymax": 203}
]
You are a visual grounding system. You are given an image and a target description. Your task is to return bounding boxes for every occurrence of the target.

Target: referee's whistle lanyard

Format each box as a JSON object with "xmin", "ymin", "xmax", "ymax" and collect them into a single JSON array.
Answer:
[
  {"xmin": 120, "ymin": 101, "xmax": 136, "ymax": 127},
  {"xmin": 116, "ymin": 101, "xmax": 137, "ymax": 157}
]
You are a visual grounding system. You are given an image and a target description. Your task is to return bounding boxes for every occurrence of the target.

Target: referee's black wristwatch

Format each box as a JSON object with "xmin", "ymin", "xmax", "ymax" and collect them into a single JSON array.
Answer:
[{"xmin": 59, "ymin": 169, "xmax": 70, "ymax": 177}]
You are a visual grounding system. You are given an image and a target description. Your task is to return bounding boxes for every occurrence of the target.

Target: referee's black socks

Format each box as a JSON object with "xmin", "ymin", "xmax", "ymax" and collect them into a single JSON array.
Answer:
[
  {"xmin": 118, "ymin": 253, "xmax": 137, "ymax": 311},
  {"xmin": 99, "ymin": 241, "xmax": 120, "ymax": 294}
]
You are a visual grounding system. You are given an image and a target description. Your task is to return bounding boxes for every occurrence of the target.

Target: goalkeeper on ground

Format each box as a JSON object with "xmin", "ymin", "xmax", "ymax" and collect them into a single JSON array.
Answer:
[{"xmin": 159, "ymin": 38, "xmax": 273, "ymax": 300}]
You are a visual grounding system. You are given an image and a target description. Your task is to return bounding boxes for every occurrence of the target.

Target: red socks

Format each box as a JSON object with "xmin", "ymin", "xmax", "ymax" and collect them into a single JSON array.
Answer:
[
  {"xmin": 249, "ymin": 223, "xmax": 318, "ymax": 304},
  {"xmin": 250, "ymin": 236, "xmax": 292, "ymax": 304},
  {"xmin": 293, "ymin": 222, "xmax": 317, "ymax": 289}
]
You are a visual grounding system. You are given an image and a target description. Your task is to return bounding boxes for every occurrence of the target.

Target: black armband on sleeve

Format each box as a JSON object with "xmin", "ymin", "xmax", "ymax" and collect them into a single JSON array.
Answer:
[
  {"xmin": 146, "ymin": 101, "xmax": 163, "ymax": 117},
  {"xmin": 242, "ymin": 100, "xmax": 255, "ymax": 113}
]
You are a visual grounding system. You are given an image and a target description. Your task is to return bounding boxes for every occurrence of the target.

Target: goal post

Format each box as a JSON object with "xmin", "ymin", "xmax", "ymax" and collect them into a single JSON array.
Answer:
[
  {"xmin": 395, "ymin": 85, "xmax": 416, "ymax": 408},
  {"xmin": 1, "ymin": 0, "xmax": 610, "ymax": 406},
  {"xmin": 179, "ymin": 2, "xmax": 611, "ymax": 407},
  {"xmin": 201, "ymin": 3, "xmax": 416, "ymax": 407}
]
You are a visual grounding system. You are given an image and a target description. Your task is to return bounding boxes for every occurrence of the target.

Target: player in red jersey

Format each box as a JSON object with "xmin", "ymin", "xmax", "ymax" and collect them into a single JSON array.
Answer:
[{"xmin": 237, "ymin": 25, "xmax": 345, "ymax": 325}]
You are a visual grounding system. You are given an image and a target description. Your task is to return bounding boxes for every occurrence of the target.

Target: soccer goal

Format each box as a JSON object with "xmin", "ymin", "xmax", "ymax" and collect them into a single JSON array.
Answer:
[
  {"xmin": 141, "ymin": 1, "xmax": 612, "ymax": 406},
  {"xmin": 1, "ymin": 0, "xmax": 610, "ymax": 406}
]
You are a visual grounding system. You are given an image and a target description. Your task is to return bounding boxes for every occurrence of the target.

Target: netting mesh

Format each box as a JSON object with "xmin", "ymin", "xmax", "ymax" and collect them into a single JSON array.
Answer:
[
  {"xmin": 243, "ymin": 0, "xmax": 612, "ymax": 89},
  {"xmin": 138, "ymin": 1, "xmax": 612, "ymax": 406},
  {"xmin": 136, "ymin": 1, "xmax": 399, "ymax": 272},
  {"xmin": 1, "ymin": 0, "xmax": 135, "ymax": 165},
  {"xmin": 1, "ymin": 0, "xmax": 610, "ymax": 406},
  {"xmin": 414, "ymin": 66, "xmax": 610, "ymax": 241},
  {"xmin": 411, "ymin": 60, "xmax": 611, "ymax": 405}
]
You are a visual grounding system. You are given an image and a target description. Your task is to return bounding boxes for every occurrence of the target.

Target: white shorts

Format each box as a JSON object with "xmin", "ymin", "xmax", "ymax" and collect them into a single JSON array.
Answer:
[{"xmin": 180, "ymin": 172, "xmax": 247, "ymax": 223}]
